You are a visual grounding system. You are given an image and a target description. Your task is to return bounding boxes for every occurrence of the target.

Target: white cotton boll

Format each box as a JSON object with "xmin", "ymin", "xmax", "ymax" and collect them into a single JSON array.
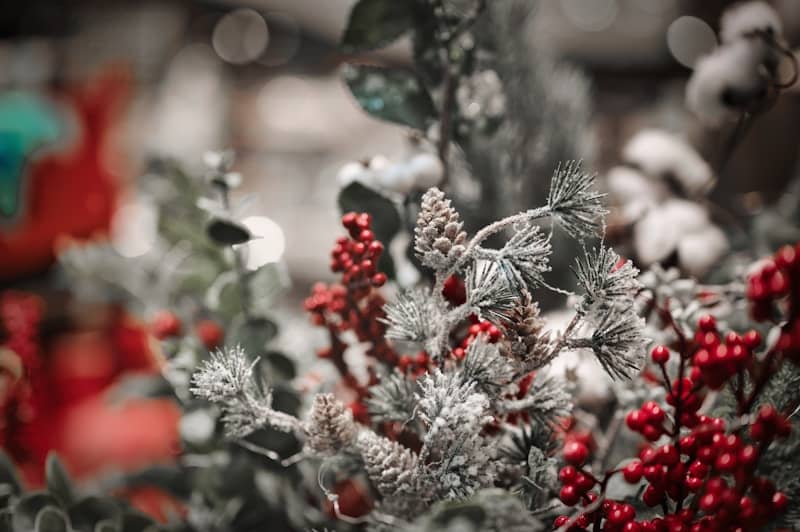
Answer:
[
  {"xmin": 634, "ymin": 207, "xmax": 680, "ymax": 265},
  {"xmin": 622, "ymin": 130, "xmax": 714, "ymax": 196},
  {"xmin": 337, "ymin": 161, "xmax": 370, "ymax": 187},
  {"xmin": 661, "ymin": 199, "xmax": 711, "ymax": 234},
  {"xmin": 686, "ymin": 40, "xmax": 766, "ymax": 126},
  {"xmin": 377, "ymin": 163, "xmax": 416, "ymax": 194},
  {"xmin": 369, "ymin": 154, "xmax": 391, "ymax": 172},
  {"xmin": 606, "ymin": 166, "xmax": 664, "ymax": 205},
  {"xmin": 236, "ymin": 216, "xmax": 286, "ymax": 269},
  {"xmin": 180, "ymin": 409, "xmax": 216, "ymax": 446},
  {"xmin": 720, "ymin": 1, "xmax": 782, "ymax": 44},
  {"xmin": 408, "ymin": 153, "xmax": 444, "ymax": 189},
  {"xmin": 677, "ymin": 225, "xmax": 729, "ymax": 277}
]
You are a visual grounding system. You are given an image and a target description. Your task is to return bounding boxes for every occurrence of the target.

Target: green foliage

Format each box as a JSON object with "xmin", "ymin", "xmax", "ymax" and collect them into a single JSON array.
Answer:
[
  {"xmin": 341, "ymin": 0, "xmax": 414, "ymax": 52},
  {"xmin": 0, "ymin": 453, "xmax": 158, "ymax": 532},
  {"xmin": 342, "ymin": 64, "xmax": 436, "ymax": 131}
]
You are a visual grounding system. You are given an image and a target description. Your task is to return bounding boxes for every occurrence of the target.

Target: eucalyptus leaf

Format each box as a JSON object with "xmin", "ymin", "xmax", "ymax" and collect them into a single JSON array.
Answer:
[
  {"xmin": 342, "ymin": 64, "xmax": 435, "ymax": 130},
  {"xmin": 34, "ymin": 508, "xmax": 69, "ymax": 532},
  {"xmin": 248, "ymin": 263, "xmax": 287, "ymax": 315},
  {"xmin": 342, "ymin": 0, "xmax": 414, "ymax": 52},
  {"xmin": 67, "ymin": 497, "xmax": 119, "ymax": 532},
  {"xmin": 206, "ymin": 218, "xmax": 251, "ymax": 246},
  {"xmin": 0, "ymin": 452, "xmax": 22, "ymax": 499},
  {"xmin": 229, "ymin": 316, "xmax": 278, "ymax": 355},
  {"xmin": 265, "ymin": 351, "xmax": 296, "ymax": 381},
  {"xmin": 44, "ymin": 454, "xmax": 75, "ymax": 506},
  {"xmin": 11, "ymin": 492, "xmax": 59, "ymax": 532},
  {"xmin": 121, "ymin": 510, "xmax": 158, "ymax": 532}
]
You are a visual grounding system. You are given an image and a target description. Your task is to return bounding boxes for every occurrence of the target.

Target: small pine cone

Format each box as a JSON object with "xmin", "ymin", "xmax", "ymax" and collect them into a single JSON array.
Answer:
[
  {"xmin": 305, "ymin": 394, "xmax": 358, "ymax": 456},
  {"xmin": 356, "ymin": 430, "xmax": 418, "ymax": 498},
  {"xmin": 414, "ymin": 188, "xmax": 467, "ymax": 271},
  {"xmin": 501, "ymin": 292, "xmax": 555, "ymax": 370}
]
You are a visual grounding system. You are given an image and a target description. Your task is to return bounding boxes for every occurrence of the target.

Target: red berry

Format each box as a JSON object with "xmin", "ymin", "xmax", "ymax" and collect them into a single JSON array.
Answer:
[
  {"xmin": 151, "ymin": 310, "xmax": 182, "ymax": 339},
  {"xmin": 559, "ymin": 465, "xmax": 577, "ymax": 484},
  {"xmin": 772, "ymin": 491, "xmax": 788, "ymax": 512},
  {"xmin": 563, "ymin": 441, "xmax": 589, "ymax": 466},
  {"xmin": 573, "ymin": 472, "xmax": 595, "ymax": 492},
  {"xmin": 559, "ymin": 484, "xmax": 580, "ymax": 506},
  {"xmin": 698, "ymin": 315, "xmax": 716, "ymax": 332},
  {"xmin": 642, "ymin": 485, "xmax": 664, "ymax": 507},
  {"xmin": 195, "ymin": 319, "xmax": 224, "ymax": 349},
  {"xmin": 699, "ymin": 492, "xmax": 719, "ymax": 512},
  {"xmin": 371, "ymin": 273, "xmax": 387, "ymax": 287},
  {"xmin": 341, "ymin": 212, "xmax": 358, "ymax": 228},
  {"xmin": 358, "ymin": 229, "xmax": 374, "ymax": 242},
  {"xmin": 626, "ymin": 410, "xmax": 645, "ymax": 431},
  {"xmin": 623, "ymin": 460, "xmax": 644, "ymax": 483},
  {"xmin": 651, "ymin": 345, "xmax": 670, "ymax": 364}
]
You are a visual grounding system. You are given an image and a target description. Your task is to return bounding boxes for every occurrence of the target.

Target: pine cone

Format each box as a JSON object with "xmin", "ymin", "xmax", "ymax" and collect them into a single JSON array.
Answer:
[
  {"xmin": 414, "ymin": 188, "xmax": 467, "ymax": 271},
  {"xmin": 305, "ymin": 394, "xmax": 358, "ymax": 456},
  {"xmin": 356, "ymin": 430, "xmax": 418, "ymax": 498},
  {"xmin": 500, "ymin": 291, "xmax": 555, "ymax": 370}
]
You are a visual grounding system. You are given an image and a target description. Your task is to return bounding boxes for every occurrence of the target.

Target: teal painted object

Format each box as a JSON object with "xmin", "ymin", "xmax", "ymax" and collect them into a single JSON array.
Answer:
[{"xmin": 0, "ymin": 92, "xmax": 64, "ymax": 220}]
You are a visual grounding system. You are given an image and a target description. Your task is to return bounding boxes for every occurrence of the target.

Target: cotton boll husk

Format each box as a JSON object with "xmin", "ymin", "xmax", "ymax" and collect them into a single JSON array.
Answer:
[
  {"xmin": 720, "ymin": 1, "xmax": 782, "ymax": 44},
  {"xmin": 622, "ymin": 130, "xmax": 714, "ymax": 196},
  {"xmin": 408, "ymin": 153, "xmax": 444, "ymax": 189},
  {"xmin": 677, "ymin": 225, "xmax": 729, "ymax": 277},
  {"xmin": 686, "ymin": 40, "xmax": 767, "ymax": 126},
  {"xmin": 634, "ymin": 207, "xmax": 680, "ymax": 265}
]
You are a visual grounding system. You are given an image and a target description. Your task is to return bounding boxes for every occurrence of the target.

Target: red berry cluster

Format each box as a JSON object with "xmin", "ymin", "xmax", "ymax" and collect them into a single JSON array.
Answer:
[
  {"xmin": 554, "ymin": 303, "xmax": 794, "ymax": 531},
  {"xmin": 0, "ymin": 291, "xmax": 43, "ymax": 368},
  {"xmin": 331, "ymin": 212, "xmax": 387, "ymax": 290},
  {"xmin": 747, "ymin": 244, "xmax": 797, "ymax": 322},
  {"xmin": 304, "ymin": 213, "xmax": 398, "ymax": 421},
  {"xmin": 397, "ymin": 351, "xmax": 431, "ymax": 376},
  {"xmin": 452, "ymin": 318, "xmax": 503, "ymax": 360},
  {"xmin": 149, "ymin": 311, "xmax": 224, "ymax": 350}
]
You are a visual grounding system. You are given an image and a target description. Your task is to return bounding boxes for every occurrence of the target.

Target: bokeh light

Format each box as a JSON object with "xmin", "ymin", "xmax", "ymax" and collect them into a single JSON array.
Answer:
[
  {"xmin": 560, "ymin": 0, "xmax": 619, "ymax": 32},
  {"xmin": 667, "ymin": 16, "xmax": 717, "ymax": 69},
  {"xmin": 212, "ymin": 8, "xmax": 269, "ymax": 65}
]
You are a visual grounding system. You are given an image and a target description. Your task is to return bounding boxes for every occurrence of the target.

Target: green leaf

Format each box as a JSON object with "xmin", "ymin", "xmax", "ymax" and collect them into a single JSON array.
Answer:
[
  {"xmin": 0, "ymin": 451, "xmax": 22, "ymax": 499},
  {"xmin": 67, "ymin": 497, "xmax": 119, "ymax": 532},
  {"xmin": 12, "ymin": 492, "xmax": 60, "ymax": 532},
  {"xmin": 229, "ymin": 316, "xmax": 278, "ymax": 355},
  {"xmin": 265, "ymin": 351, "xmax": 296, "ymax": 381},
  {"xmin": 342, "ymin": 0, "xmax": 414, "ymax": 52},
  {"xmin": 44, "ymin": 454, "xmax": 75, "ymax": 507},
  {"xmin": 206, "ymin": 218, "xmax": 251, "ymax": 246},
  {"xmin": 121, "ymin": 510, "xmax": 157, "ymax": 532},
  {"xmin": 248, "ymin": 263, "xmax": 287, "ymax": 316},
  {"xmin": 343, "ymin": 64, "xmax": 435, "ymax": 130},
  {"xmin": 34, "ymin": 508, "xmax": 69, "ymax": 532},
  {"xmin": 338, "ymin": 182, "xmax": 401, "ymax": 277}
]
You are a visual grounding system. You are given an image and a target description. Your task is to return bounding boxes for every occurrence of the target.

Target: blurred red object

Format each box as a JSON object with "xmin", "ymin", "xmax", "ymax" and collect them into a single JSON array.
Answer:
[
  {"xmin": 0, "ymin": 67, "xmax": 130, "ymax": 280},
  {"xmin": 0, "ymin": 291, "xmax": 180, "ymax": 499}
]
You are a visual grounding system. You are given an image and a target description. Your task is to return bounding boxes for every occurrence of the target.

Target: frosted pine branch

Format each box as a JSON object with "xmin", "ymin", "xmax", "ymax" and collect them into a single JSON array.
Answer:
[
  {"xmin": 573, "ymin": 244, "xmax": 641, "ymax": 313},
  {"xmin": 569, "ymin": 309, "xmax": 647, "ymax": 380},
  {"xmin": 190, "ymin": 345, "xmax": 303, "ymax": 438},
  {"xmin": 497, "ymin": 374, "xmax": 571, "ymax": 426},
  {"xmin": 367, "ymin": 371, "xmax": 419, "ymax": 425},
  {"xmin": 547, "ymin": 161, "xmax": 607, "ymax": 239},
  {"xmin": 460, "ymin": 341, "xmax": 516, "ymax": 401},
  {"xmin": 466, "ymin": 261, "xmax": 518, "ymax": 323},
  {"xmin": 382, "ymin": 288, "xmax": 438, "ymax": 343}
]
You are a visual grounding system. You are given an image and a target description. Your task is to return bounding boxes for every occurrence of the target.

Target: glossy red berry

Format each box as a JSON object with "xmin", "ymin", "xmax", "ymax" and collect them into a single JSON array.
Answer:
[
  {"xmin": 195, "ymin": 319, "xmax": 224, "ymax": 349},
  {"xmin": 151, "ymin": 310, "xmax": 182, "ymax": 339},
  {"xmin": 651, "ymin": 345, "xmax": 670, "ymax": 364},
  {"xmin": 563, "ymin": 440, "xmax": 589, "ymax": 466},
  {"xmin": 559, "ymin": 484, "xmax": 580, "ymax": 506},
  {"xmin": 623, "ymin": 461, "xmax": 644, "ymax": 483}
]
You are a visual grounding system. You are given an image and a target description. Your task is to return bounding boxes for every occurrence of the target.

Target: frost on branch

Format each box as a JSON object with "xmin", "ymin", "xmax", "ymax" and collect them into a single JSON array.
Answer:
[
  {"xmin": 366, "ymin": 370, "xmax": 418, "ymax": 425},
  {"xmin": 190, "ymin": 345, "xmax": 301, "ymax": 438},
  {"xmin": 466, "ymin": 261, "xmax": 517, "ymax": 323},
  {"xmin": 414, "ymin": 187, "xmax": 467, "ymax": 272},
  {"xmin": 547, "ymin": 161, "xmax": 607, "ymax": 239},
  {"xmin": 460, "ymin": 341, "xmax": 516, "ymax": 401},
  {"xmin": 580, "ymin": 309, "xmax": 647, "ymax": 380},
  {"xmin": 489, "ymin": 222, "xmax": 552, "ymax": 292},
  {"xmin": 355, "ymin": 430, "xmax": 420, "ymax": 504}
]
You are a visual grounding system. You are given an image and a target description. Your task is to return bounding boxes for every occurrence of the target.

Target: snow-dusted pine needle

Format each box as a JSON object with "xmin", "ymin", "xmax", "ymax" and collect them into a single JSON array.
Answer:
[
  {"xmin": 498, "ymin": 374, "xmax": 572, "ymax": 427},
  {"xmin": 491, "ymin": 222, "xmax": 552, "ymax": 292},
  {"xmin": 382, "ymin": 289, "xmax": 437, "ymax": 343},
  {"xmin": 467, "ymin": 261, "xmax": 517, "ymax": 323},
  {"xmin": 367, "ymin": 371, "xmax": 419, "ymax": 425},
  {"xmin": 572, "ymin": 244, "xmax": 641, "ymax": 313},
  {"xmin": 190, "ymin": 345, "xmax": 301, "ymax": 438},
  {"xmin": 547, "ymin": 161, "xmax": 607, "ymax": 239},
  {"xmin": 580, "ymin": 309, "xmax": 647, "ymax": 380},
  {"xmin": 460, "ymin": 341, "xmax": 516, "ymax": 401}
]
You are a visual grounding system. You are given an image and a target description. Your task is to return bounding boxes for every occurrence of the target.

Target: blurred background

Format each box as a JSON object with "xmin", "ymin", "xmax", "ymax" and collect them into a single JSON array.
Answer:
[
  {"xmin": 2, "ymin": 0, "xmax": 799, "ymax": 288},
  {"xmin": 2, "ymin": 0, "xmax": 800, "ymax": 506}
]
